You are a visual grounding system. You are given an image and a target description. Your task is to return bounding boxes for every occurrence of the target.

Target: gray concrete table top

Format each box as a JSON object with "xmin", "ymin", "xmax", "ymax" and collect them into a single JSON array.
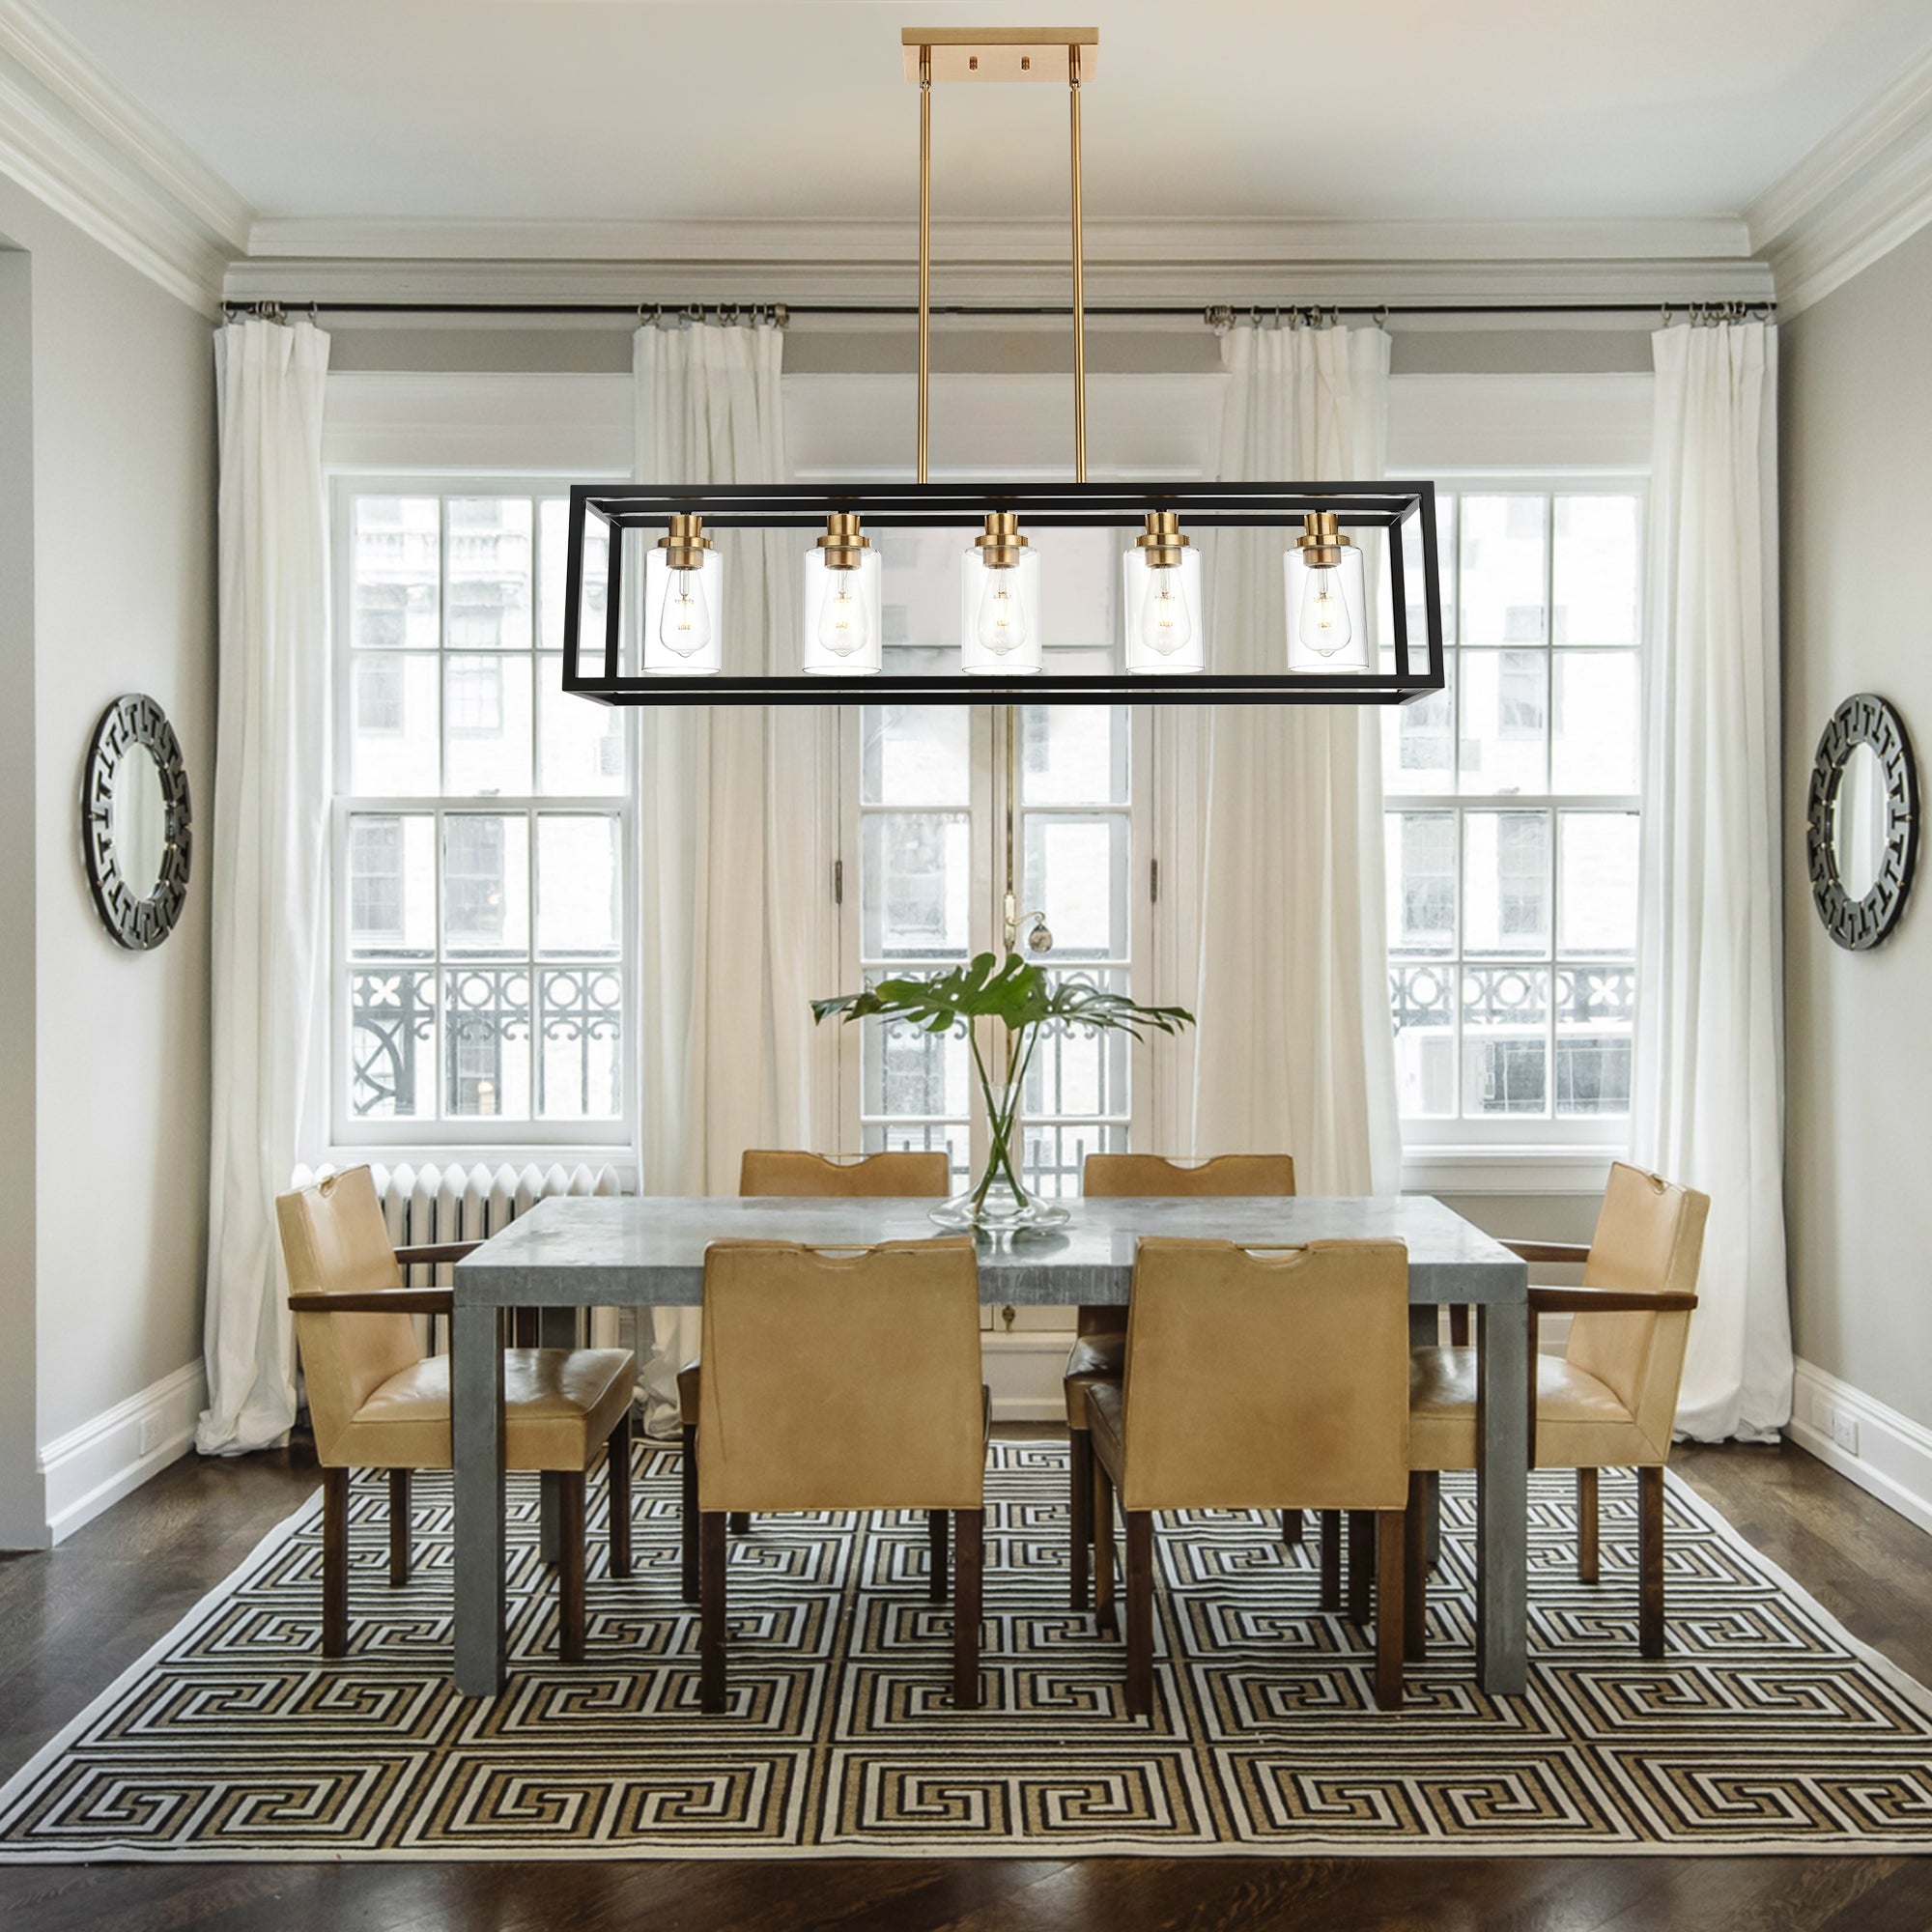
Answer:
[{"xmin": 454, "ymin": 1192, "xmax": 1528, "ymax": 1307}]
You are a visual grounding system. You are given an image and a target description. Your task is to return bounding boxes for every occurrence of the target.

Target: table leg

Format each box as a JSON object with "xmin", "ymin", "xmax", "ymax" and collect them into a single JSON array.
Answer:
[
  {"xmin": 537, "ymin": 1306, "xmax": 576, "ymax": 1564},
  {"xmin": 453, "ymin": 1302, "xmax": 507, "ymax": 1697},
  {"xmin": 1407, "ymin": 1305, "xmax": 1442, "ymax": 1569},
  {"xmin": 1475, "ymin": 1297, "xmax": 1529, "ymax": 1697}
]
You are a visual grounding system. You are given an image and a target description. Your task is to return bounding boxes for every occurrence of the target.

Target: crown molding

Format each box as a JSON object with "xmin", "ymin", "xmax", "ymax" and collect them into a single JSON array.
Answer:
[
  {"xmin": 1747, "ymin": 41, "xmax": 1932, "ymax": 316},
  {"xmin": 0, "ymin": 0, "xmax": 245, "ymax": 313}
]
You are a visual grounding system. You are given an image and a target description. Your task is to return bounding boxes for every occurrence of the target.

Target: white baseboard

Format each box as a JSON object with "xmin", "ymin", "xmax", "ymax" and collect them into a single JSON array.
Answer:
[
  {"xmin": 982, "ymin": 1328, "xmax": 1075, "ymax": 1423},
  {"xmin": 37, "ymin": 1360, "xmax": 206, "ymax": 1545},
  {"xmin": 1788, "ymin": 1357, "xmax": 1932, "ymax": 1539}
]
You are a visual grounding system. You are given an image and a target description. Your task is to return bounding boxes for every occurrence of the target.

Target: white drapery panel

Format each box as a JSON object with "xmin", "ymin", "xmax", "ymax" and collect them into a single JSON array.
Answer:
[
  {"xmin": 1183, "ymin": 324, "xmax": 1403, "ymax": 1196},
  {"xmin": 1634, "ymin": 321, "xmax": 1791, "ymax": 1442},
  {"xmin": 196, "ymin": 318, "xmax": 331, "ymax": 1457},
  {"xmin": 632, "ymin": 321, "xmax": 837, "ymax": 1434}
]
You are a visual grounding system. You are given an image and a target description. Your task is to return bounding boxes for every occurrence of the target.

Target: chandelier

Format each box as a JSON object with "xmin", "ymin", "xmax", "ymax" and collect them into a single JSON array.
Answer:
[{"xmin": 559, "ymin": 26, "xmax": 1446, "ymax": 706}]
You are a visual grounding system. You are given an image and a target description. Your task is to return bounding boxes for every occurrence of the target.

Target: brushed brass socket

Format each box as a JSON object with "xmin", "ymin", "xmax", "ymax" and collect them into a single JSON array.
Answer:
[
  {"xmin": 1135, "ymin": 510, "xmax": 1190, "ymax": 570},
  {"xmin": 658, "ymin": 513, "xmax": 714, "ymax": 573},
  {"xmin": 974, "ymin": 510, "xmax": 1030, "ymax": 570},
  {"xmin": 815, "ymin": 511, "xmax": 872, "ymax": 572},
  {"xmin": 1294, "ymin": 509, "xmax": 1352, "ymax": 571}
]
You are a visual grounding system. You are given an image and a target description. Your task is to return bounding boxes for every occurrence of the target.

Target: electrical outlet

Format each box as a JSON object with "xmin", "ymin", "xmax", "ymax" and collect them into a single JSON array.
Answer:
[
  {"xmin": 137, "ymin": 1413, "xmax": 162, "ymax": 1458},
  {"xmin": 1832, "ymin": 1409, "xmax": 1861, "ymax": 1457}
]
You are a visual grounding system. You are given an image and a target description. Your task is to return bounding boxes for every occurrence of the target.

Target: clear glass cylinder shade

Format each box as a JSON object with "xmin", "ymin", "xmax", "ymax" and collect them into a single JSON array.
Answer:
[
  {"xmin": 958, "ymin": 548, "xmax": 1043, "ymax": 675},
  {"xmin": 642, "ymin": 545, "xmax": 724, "ymax": 675},
  {"xmin": 1121, "ymin": 545, "xmax": 1205, "ymax": 673},
  {"xmin": 1284, "ymin": 542, "xmax": 1370, "ymax": 671},
  {"xmin": 799, "ymin": 547, "xmax": 883, "ymax": 674}
]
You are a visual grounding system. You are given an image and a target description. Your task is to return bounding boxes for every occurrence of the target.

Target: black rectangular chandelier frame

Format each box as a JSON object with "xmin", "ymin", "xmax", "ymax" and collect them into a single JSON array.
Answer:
[{"xmin": 559, "ymin": 480, "xmax": 1448, "ymax": 706}]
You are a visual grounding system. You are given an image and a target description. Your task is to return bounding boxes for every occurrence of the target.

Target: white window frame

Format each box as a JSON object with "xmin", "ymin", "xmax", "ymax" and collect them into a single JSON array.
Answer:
[{"xmin": 326, "ymin": 470, "xmax": 639, "ymax": 1157}]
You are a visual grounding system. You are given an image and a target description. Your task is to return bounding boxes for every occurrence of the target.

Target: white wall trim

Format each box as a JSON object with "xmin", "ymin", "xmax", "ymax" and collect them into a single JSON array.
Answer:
[
  {"xmin": 982, "ymin": 1328, "xmax": 1076, "ymax": 1424},
  {"xmin": 1788, "ymin": 1357, "xmax": 1932, "ymax": 1540},
  {"xmin": 324, "ymin": 370, "xmax": 633, "ymax": 473},
  {"xmin": 1400, "ymin": 1147, "xmax": 1622, "ymax": 1198},
  {"xmin": 0, "ymin": 0, "xmax": 243, "ymax": 311},
  {"xmin": 36, "ymin": 1358, "xmax": 206, "ymax": 1546},
  {"xmin": 1747, "ymin": 43, "xmax": 1932, "ymax": 317}
]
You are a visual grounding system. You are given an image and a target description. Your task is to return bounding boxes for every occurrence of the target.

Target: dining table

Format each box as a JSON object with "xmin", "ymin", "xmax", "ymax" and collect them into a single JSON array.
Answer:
[{"xmin": 449, "ymin": 1193, "xmax": 1531, "ymax": 1699}]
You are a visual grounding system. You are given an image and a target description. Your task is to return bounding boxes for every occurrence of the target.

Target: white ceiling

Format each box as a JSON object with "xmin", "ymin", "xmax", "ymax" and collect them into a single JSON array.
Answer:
[{"xmin": 30, "ymin": 0, "xmax": 1932, "ymax": 228}]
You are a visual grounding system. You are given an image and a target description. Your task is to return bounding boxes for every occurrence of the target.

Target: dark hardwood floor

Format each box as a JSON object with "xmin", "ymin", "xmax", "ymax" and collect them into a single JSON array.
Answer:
[{"xmin": 1, "ymin": 1434, "xmax": 1928, "ymax": 1932}]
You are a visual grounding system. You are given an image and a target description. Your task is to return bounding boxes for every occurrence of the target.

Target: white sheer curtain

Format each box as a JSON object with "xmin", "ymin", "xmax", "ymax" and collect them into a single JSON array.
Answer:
[
  {"xmin": 632, "ymin": 320, "xmax": 837, "ymax": 1434},
  {"xmin": 196, "ymin": 317, "xmax": 331, "ymax": 1456},
  {"xmin": 1634, "ymin": 319, "xmax": 1791, "ymax": 1441},
  {"xmin": 1184, "ymin": 323, "xmax": 1402, "ymax": 1195}
]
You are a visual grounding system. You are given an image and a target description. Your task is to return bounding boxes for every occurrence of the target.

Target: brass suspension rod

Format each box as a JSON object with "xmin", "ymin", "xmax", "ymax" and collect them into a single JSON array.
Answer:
[
  {"xmin": 1069, "ymin": 39, "xmax": 1087, "ymax": 484},
  {"xmin": 918, "ymin": 43, "xmax": 932, "ymax": 485}
]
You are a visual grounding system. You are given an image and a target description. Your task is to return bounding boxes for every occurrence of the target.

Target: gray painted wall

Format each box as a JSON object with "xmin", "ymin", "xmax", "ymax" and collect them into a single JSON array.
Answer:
[
  {"xmin": 1780, "ymin": 222, "xmax": 1932, "ymax": 1431},
  {"xmin": 0, "ymin": 172, "xmax": 216, "ymax": 1533}
]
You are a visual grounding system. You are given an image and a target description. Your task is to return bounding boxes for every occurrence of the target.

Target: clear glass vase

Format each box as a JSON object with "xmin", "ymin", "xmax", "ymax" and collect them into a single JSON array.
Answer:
[{"xmin": 927, "ymin": 1065, "xmax": 1068, "ymax": 1233}]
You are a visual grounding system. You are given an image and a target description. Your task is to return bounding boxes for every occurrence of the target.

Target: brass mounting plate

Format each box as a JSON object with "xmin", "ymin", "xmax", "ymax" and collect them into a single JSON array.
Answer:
[{"xmin": 901, "ymin": 26, "xmax": 1098, "ymax": 84}]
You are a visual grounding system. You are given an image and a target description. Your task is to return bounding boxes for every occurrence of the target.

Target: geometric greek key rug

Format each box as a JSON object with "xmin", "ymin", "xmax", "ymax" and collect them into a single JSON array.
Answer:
[{"xmin": 3, "ymin": 1441, "xmax": 1930, "ymax": 1860}]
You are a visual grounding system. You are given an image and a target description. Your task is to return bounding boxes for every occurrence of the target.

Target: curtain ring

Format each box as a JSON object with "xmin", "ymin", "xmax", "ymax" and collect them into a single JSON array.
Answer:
[{"xmin": 1374, "ymin": 303, "xmax": 1390, "ymax": 330}]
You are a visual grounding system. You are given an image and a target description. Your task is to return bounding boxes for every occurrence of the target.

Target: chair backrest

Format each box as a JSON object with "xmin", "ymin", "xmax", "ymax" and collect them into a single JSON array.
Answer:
[
  {"xmin": 1118, "ymin": 1237, "xmax": 1409, "ymax": 1514},
  {"xmin": 275, "ymin": 1166, "xmax": 422, "ymax": 1464},
  {"xmin": 697, "ymin": 1238, "xmax": 983, "ymax": 1513},
  {"xmin": 739, "ymin": 1149, "xmax": 952, "ymax": 1198},
  {"xmin": 1082, "ymin": 1152, "xmax": 1296, "ymax": 1199},
  {"xmin": 1568, "ymin": 1162, "xmax": 1710, "ymax": 1452}
]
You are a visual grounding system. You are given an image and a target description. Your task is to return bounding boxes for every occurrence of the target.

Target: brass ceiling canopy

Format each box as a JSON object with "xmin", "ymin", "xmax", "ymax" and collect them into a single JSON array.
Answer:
[{"xmin": 899, "ymin": 25, "xmax": 1099, "ymax": 85}]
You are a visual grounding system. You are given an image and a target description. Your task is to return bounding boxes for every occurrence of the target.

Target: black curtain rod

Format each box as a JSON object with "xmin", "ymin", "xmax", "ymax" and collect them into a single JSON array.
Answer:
[{"xmin": 285, "ymin": 298, "xmax": 1771, "ymax": 320}]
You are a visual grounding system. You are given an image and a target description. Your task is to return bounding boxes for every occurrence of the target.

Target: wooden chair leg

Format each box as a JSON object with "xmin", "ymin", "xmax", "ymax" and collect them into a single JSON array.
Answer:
[
  {"xmin": 321, "ymin": 1465, "xmax": 350, "ymax": 1658},
  {"xmin": 1093, "ymin": 1454, "xmax": 1119, "ymax": 1637},
  {"xmin": 557, "ymin": 1471, "xmax": 586, "ymax": 1663},
  {"xmin": 1404, "ymin": 1472, "xmax": 1429, "ymax": 1662},
  {"xmin": 608, "ymin": 1407, "xmax": 633, "ymax": 1580},
  {"xmin": 387, "ymin": 1467, "xmax": 412, "ymax": 1586},
  {"xmin": 928, "ymin": 1508, "xmax": 950, "ymax": 1605},
  {"xmin": 1318, "ymin": 1509, "xmax": 1342, "ymax": 1612},
  {"xmin": 728, "ymin": 1512, "xmax": 751, "ymax": 1536},
  {"xmin": 1348, "ymin": 1510, "xmax": 1376, "ymax": 1628},
  {"xmin": 1124, "ymin": 1510, "xmax": 1155, "ymax": 1719},
  {"xmin": 952, "ymin": 1508, "xmax": 983, "ymax": 1710},
  {"xmin": 680, "ymin": 1423, "xmax": 699, "ymax": 1605},
  {"xmin": 1280, "ymin": 1509, "xmax": 1303, "ymax": 1546},
  {"xmin": 1068, "ymin": 1428, "xmax": 1094, "ymax": 1611},
  {"xmin": 1637, "ymin": 1463, "xmax": 1665, "ymax": 1658},
  {"xmin": 1577, "ymin": 1465, "xmax": 1600, "ymax": 1584},
  {"xmin": 699, "ymin": 1510, "xmax": 728, "ymax": 1713},
  {"xmin": 1375, "ymin": 1509, "xmax": 1406, "ymax": 1712}
]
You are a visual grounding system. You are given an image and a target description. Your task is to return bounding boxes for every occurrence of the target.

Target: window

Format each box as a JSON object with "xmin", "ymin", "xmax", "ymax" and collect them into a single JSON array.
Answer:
[
  {"xmin": 1383, "ymin": 483, "xmax": 1643, "ymax": 1144},
  {"xmin": 330, "ymin": 483, "xmax": 630, "ymax": 1145}
]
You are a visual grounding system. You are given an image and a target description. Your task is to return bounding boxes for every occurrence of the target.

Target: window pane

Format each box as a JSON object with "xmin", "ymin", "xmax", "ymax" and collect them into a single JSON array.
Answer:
[
  {"xmin": 442, "ymin": 654, "xmax": 533, "ymax": 797},
  {"xmin": 442, "ymin": 813, "xmax": 529, "ymax": 956},
  {"xmin": 1558, "ymin": 811, "xmax": 1639, "ymax": 956},
  {"xmin": 1022, "ymin": 811, "xmax": 1128, "ymax": 959},
  {"xmin": 538, "ymin": 675, "xmax": 626, "ymax": 795},
  {"xmin": 862, "ymin": 705, "xmax": 969, "ymax": 806},
  {"xmin": 1552, "ymin": 494, "xmax": 1639, "ymax": 646},
  {"xmin": 863, "ymin": 1009, "xmax": 969, "ymax": 1124},
  {"xmin": 1463, "ymin": 810, "xmax": 1550, "ymax": 956},
  {"xmin": 352, "ymin": 497, "xmax": 439, "ymax": 649},
  {"xmin": 1382, "ymin": 658, "xmax": 1455, "ymax": 795},
  {"xmin": 445, "ymin": 497, "xmax": 532, "ymax": 649},
  {"xmin": 349, "ymin": 968, "xmax": 436, "ymax": 1120},
  {"xmin": 347, "ymin": 813, "xmax": 435, "ymax": 956},
  {"xmin": 864, "ymin": 1118, "xmax": 970, "ymax": 1191},
  {"xmin": 444, "ymin": 967, "xmax": 531, "ymax": 1119},
  {"xmin": 1556, "ymin": 965, "xmax": 1634, "ymax": 1117},
  {"xmin": 1391, "ymin": 963, "xmax": 1455, "ymax": 1118},
  {"xmin": 1460, "ymin": 495, "xmax": 1547, "ymax": 648},
  {"xmin": 1552, "ymin": 651, "xmax": 1639, "ymax": 794},
  {"xmin": 536, "ymin": 813, "xmax": 621, "ymax": 956},
  {"xmin": 1385, "ymin": 810, "xmax": 1457, "ymax": 956},
  {"xmin": 350, "ymin": 653, "xmax": 440, "ymax": 796},
  {"xmin": 861, "ymin": 811, "xmax": 969, "ymax": 959},
  {"xmin": 1459, "ymin": 649, "xmax": 1548, "ymax": 795},
  {"xmin": 1022, "ymin": 705, "xmax": 1129, "ymax": 806},
  {"xmin": 1463, "ymin": 966, "xmax": 1549, "ymax": 1117},
  {"xmin": 537, "ymin": 965, "xmax": 622, "ymax": 1120}
]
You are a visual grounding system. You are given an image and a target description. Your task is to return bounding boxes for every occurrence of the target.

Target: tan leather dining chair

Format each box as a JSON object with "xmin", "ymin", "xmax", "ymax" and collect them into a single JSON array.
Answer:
[
  {"xmin": 1065, "ymin": 1152, "xmax": 1297, "ymax": 1610},
  {"xmin": 278, "ymin": 1167, "xmax": 636, "ymax": 1662},
  {"xmin": 1405, "ymin": 1162, "xmax": 1709, "ymax": 1660},
  {"xmin": 675, "ymin": 1149, "xmax": 953, "ymax": 1601},
  {"xmin": 696, "ymin": 1237, "xmax": 989, "ymax": 1713},
  {"xmin": 1088, "ymin": 1236, "xmax": 1412, "ymax": 1717}
]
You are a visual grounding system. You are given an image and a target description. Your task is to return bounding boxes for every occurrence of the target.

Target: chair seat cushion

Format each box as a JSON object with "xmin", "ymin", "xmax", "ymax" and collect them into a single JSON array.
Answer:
[
  {"xmin": 340, "ymin": 1347, "xmax": 635, "ymax": 1472},
  {"xmin": 1062, "ymin": 1330, "xmax": 1125, "ymax": 1428},
  {"xmin": 1408, "ymin": 1344, "xmax": 1651, "ymax": 1472}
]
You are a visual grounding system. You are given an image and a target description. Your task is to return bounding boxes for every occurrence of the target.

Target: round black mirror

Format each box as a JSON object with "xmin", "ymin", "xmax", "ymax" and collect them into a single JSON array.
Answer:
[
  {"xmin": 81, "ymin": 695, "xmax": 192, "ymax": 951},
  {"xmin": 1806, "ymin": 694, "xmax": 1916, "ymax": 951}
]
